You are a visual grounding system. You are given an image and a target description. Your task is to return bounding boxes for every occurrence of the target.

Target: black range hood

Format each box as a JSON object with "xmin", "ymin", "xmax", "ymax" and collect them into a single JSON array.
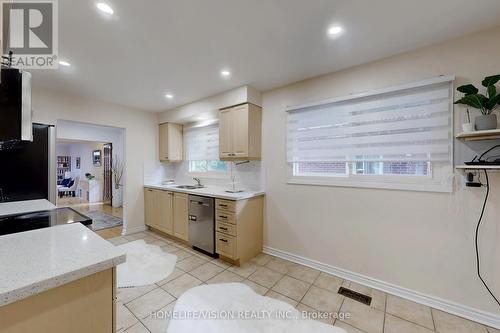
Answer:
[{"xmin": 0, "ymin": 67, "xmax": 32, "ymax": 149}]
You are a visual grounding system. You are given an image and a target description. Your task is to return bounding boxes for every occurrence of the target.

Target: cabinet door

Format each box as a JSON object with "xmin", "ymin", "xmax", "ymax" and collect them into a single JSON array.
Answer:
[
  {"xmin": 231, "ymin": 105, "xmax": 249, "ymax": 157},
  {"xmin": 144, "ymin": 188, "xmax": 159, "ymax": 228},
  {"xmin": 159, "ymin": 124, "xmax": 169, "ymax": 161},
  {"xmin": 167, "ymin": 124, "xmax": 183, "ymax": 161},
  {"xmin": 219, "ymin": 109, "xmax": 233, "ymax": 158},
  {"xmin": 157, "ymin": 191, "xmax": 173, "ymax": 234},
  {"xmin": 173, "ymin": 193, "xmax": 189, "ymax": 241}
]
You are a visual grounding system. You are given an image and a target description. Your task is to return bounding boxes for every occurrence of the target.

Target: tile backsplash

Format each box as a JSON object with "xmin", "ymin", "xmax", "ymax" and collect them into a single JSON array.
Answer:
[{"xmin": 158, "ymin": 160, "xmax": 264, "ymax": 191}]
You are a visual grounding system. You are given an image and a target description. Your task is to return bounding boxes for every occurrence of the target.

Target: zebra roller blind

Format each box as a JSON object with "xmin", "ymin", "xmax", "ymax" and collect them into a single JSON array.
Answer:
[
  {"xmin": 287, "ymin": 77, "xmax": 453, "ymax": 163},
  {"xmin": 184, "ymin": 124, "xmax": 220, "ymax": 161}
]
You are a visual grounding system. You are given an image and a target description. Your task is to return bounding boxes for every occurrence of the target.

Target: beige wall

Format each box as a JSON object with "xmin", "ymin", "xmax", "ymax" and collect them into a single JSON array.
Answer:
[
  {"xmin": 32, "ymin": 88, "xmax": 160, "ymax": 234},
  {"xmin": 262, "ymin": 25, "xmax": 500, "ymax": 316}
]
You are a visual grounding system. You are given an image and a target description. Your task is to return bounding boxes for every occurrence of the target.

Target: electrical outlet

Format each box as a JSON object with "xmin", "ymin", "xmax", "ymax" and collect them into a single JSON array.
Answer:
[{"xmin": 465, "ymin": 172, "xmax": 481, "ymax": 188}]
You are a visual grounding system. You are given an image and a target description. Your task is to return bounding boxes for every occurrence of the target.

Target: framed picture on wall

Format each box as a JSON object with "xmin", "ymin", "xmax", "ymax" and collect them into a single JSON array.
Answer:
[
  {"xmin": 76, "ymin": 157, "xmax": 81, "ymax": 169},
  {"xmin": 93, "ymin": 150, "xmax": 102, "ymax": 166}
]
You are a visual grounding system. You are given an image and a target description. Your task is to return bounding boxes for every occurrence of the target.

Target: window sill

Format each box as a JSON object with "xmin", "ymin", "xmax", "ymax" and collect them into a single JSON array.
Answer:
[{"xmin": 287, "ymin": 176, "xmax": 453, "ymax": 193}]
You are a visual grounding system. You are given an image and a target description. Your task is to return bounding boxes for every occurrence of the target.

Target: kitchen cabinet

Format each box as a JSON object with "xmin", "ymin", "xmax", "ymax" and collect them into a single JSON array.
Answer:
[
  {"xmin": 173, "ymin": 193, "xmax": 189, "ymax": 241},
  {"xmin": 144, "ymin": 188, "xmax": 188, "ymax": 242},
  {"xmin": 159, "ymin": 123, "xmax": 183, "ymax": 162},
  {"xmin": 219, "ymin": 103, "xmax": 262, "ymax": 160},
  {"xmin": 215, "ymin": 196, "xmax": 264, "ymax": 265}
]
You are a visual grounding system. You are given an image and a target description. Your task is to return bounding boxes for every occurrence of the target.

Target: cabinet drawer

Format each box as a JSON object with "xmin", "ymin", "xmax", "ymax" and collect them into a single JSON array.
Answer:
[
  {"xmin": 216, "ymin": 232, "xmax": 236, "ymax": 259},
  {"xmin": 215, "ymin": 199, "xmax": 236, "ymax": 212},
  {"xmin": 215, "ymin": 210, "xmax": 236, "ymax": 224},
  {"xmin": 216, "ymin": 221, "xmax": 236, "ymax": 236}
]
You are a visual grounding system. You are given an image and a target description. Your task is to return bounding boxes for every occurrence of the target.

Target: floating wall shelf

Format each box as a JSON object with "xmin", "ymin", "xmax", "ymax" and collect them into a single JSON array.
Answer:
[{"xmin": 456, "ymin": 129, "xmax": 500, "ymax": 141}]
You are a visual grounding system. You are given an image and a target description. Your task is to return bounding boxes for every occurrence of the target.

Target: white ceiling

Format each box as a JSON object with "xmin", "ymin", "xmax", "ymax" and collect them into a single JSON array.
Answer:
[{"xmin": 31, "ymin": 0, "xmax": 500, "ymax": 112}]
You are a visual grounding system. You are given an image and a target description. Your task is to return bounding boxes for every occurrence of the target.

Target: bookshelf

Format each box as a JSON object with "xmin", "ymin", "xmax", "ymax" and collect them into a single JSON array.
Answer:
[{"xmin": 57, "ymin": 156, "xmax": 71, "ymax": 181}]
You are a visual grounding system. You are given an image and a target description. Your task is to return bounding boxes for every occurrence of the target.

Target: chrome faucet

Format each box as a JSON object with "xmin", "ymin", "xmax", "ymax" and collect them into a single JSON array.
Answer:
[{"xmin": 193, "ymin": 178, "xmax": 202, "ymax": 186}]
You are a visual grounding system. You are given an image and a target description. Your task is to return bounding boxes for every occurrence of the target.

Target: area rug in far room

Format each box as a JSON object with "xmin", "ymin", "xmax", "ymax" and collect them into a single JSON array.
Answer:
[
  {"xmin": 85, "ymin": 210, "xmax": 123, "ymax": 231},
  {"xmin": 168, "ymin": 283, "xmax": 347, "ymax": 333},
  {"xmin": 116, "ymin": 239, "xmax": 177, "ymax": 288}
]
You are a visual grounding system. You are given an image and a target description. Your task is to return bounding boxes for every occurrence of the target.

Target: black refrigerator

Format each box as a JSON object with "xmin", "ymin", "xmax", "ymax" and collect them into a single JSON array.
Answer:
[{"xmin": 0, "ymin": 123, "xmax": 56, "ymax": 203}]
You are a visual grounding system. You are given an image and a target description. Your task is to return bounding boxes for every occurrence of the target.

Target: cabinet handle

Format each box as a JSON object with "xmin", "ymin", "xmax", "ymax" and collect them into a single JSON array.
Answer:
[
  {"xmin": 219, "ymin": 204, "xmax": 228, "ymax": 208},
  {"xmin": 219, "ymin": 215, "xmax": 227, "ymax": 219},
  {"xmin": 219, "ymin": 227, "xmax": 228, "ymax": 231},
  {"xmin": 219, "ymin": 238, "xmax": 228, "ymax": 243}
]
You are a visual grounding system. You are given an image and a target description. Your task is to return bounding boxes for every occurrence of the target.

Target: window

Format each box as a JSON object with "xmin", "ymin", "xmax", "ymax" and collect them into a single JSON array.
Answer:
[
  {"xmin": 286, "ymin": 76, "xmax": 454, "ymax": 192},
  {"xmin": 184, "ymin": 124, "xmax": 228, "ymax": 176}
]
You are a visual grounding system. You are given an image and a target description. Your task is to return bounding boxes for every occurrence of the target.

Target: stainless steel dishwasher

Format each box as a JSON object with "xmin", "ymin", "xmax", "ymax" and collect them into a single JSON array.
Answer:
[{"xmin": 188, "ymin": 195, "xmax": 216, "ymax": 256}]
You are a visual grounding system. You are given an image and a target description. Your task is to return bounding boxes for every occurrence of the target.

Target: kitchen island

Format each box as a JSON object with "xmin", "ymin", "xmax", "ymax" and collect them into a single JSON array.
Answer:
[{"xmin": 0, "ymin": 223, "xmax": 125, "ymax": 333}]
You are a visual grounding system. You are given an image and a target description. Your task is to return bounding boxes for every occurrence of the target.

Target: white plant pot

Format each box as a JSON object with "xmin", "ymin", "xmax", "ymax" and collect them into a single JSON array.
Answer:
[{"xmin": 112, "ymin": 187, "xmax": 123, "ymax": 208}]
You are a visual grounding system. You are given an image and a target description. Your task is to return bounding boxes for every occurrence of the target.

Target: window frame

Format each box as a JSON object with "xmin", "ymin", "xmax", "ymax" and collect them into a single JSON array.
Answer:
[
  {"xmin": 285, "ymin": 76, "xmax": 455, "ymax": 193},
  {"xmin": 187, "ymin": 160, "xmax": 230, "ymax": 179}
]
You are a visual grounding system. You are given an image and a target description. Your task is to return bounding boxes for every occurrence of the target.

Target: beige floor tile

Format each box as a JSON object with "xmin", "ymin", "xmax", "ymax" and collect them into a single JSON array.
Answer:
[
  {"xmin": 296, "ymin": 302, "xmax": 334, "ymax": 325},
  {"xmin": 124, "ymin": 321, "xmax": 149, "ymax": 333},
  {"xmin": 386, "ymin": 295, "xmax": 433, "ymax": 330},
  {"xmin": 155, "ymin": 268, "xmax": 185, "ymax": 286},
  {"xmin": 211, "ymin": 258, "xmax": 232, "ymax": 269},
  {"xmin": 142, "ymin": 301, "xmax": 176, "ymax": 333},
  {"xmin": 117, "ymin": 285, "xmax": 157, "ymax": 304},
  {"xmin": 265, "ymin": 257, "xmax": 295, "ymax": 274},
  {"xmin": 385, "ymin": 314, "xmax": 435, "ymax": 333},
  {"xmin": 161, "ymin": 273, "xmax": 202, "ymax": 298},
  {"xmin": 265, "ymin": 290, "xmax": 298, "ymax": 307},
  {"xmin": 108, "ymin": 236, "xmax": 129, "ymax": 246},
  {"xmin": 174, "ymin": 250, "xmax": 193, "ymax": 261},
  {"xmin": 250, "ymin": 253, "xmax": 273, "ymax": 266},
  {"xmin": 334, "ymin": 321, "xmax": 366, "ymax": 333},
  {"xmin": 339, "ymin": 298, "xmax": 384, "ymax": 333},
  {"xmin": 487, "ymin": 327, "xmax": 500, "ymax": 333},
  {"xmin": 126, "ymin": 288, "xmax": 175, "ymax": 319},
  {"xmin": 206, "ymin": 270, "xmax": 244, "ymax": 284},
  {"xmin": 159, "ymin": 243, "xmax": 180, "ymax": 253},
  {"xmin": 242, "ymin": 280, "xmax": 269, "ymax": 295},
  {"xmin": 287, "ymin": 264, "xmax": 320, "ymax": 284},
  {"xmin": 301, "ymin": 285, "xmax": 344, "ymax": 313},
  {"xmin": 432, "ymin": 309, "xmax": 488, "ymax": 333},
  {"xmin": 189, "ymin": 262, "xmax": 224, "ymax": 281},
  {"xmin": 116, "ymin": 302, "xmax": 139, "ymax": 332},
  {"xmin": 272, "ymin": 275, "xmax": 310, "ymax": 301},
  {"xmin": 176, "ymin": 255, "xmax": 208, "ymax": 272},
  {"xmin": 314, "ymin": 272, "xmax": 343, "ymax": 293},
  {"xmin": 227, "ymin": 262, "xmax": 260, "ymax": 278},
  {"xmin": 124, "ymin": 233, "xmax": 144, "ymax": 241},
  {"xmin": 347, "ymin": 282, "xmax": 387, "ymax": 312},
  {"xmin": 248, "ymin": 266, "xmax": 284, "ymax": 288}
]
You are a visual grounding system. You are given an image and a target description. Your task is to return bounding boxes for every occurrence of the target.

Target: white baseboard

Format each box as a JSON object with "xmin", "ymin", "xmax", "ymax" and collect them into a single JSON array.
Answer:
[
  {"xmin": 121, "ymin": 224, "xmax": 147, "ymax": 236},
  {"xmin": 263, "ymin": 245, "xmax": 500, "ymax": 329}
]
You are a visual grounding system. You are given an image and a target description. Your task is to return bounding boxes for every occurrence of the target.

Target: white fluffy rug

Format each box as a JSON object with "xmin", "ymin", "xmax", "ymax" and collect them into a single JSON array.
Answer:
[
  {"xmin": 167, "ymin": 283, "xmax": 346, "ymax": 333},
  {"xmin": 116, "ymin": 239, "xmax": 177, "ymax": 288}
]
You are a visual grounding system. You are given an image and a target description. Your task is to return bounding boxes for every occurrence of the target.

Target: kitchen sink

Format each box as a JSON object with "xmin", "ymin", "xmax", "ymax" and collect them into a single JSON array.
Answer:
[{"xmin": 175, "ymin": 185, "xmax": 205, "ymax": 189}]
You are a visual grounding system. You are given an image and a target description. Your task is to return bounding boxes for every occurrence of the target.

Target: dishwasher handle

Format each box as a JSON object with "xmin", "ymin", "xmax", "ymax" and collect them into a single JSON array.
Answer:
[{"xmin": 190, "ymin": 200, "xmax": 210, "ymax": 207}]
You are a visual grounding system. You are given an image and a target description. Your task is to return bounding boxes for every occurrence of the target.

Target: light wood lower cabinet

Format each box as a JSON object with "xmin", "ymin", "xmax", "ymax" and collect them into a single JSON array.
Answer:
[
  {"xmin": 173, "ymin": 193, "xmax": 189, "ymax": 241},
  {"xmin": 0, "ymin": 268, "xmax": 115, "ymax": 333},
  {"xmin": 144, "ymin": 188, "xmax": 188, "ymax": 241},
  {"xmin": 215, "ymin": 196, "xmax": 264, "ymax": 265}
]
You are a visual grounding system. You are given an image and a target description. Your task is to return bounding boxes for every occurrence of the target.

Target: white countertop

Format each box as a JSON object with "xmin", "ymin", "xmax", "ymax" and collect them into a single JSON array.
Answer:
[
  {"xmin": 0, "ymin": 199, "xmax": 57, "ymax": 217},
  {"xmin": 144, "ymin": 184, "xmax": 265, "ymax": 200},
  {"xmin": 0, "ymin": 223, "xmax": 125, "ymax": 306}
]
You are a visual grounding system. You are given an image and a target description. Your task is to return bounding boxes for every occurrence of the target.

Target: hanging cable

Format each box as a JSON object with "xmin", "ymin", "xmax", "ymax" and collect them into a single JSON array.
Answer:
[{"xmin": 475, "ymin": 169, "xmax": 500, "ymax": 307}]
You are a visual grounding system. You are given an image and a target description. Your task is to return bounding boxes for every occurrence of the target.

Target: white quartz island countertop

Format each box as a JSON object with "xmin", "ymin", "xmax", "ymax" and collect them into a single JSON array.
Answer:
[
  {"xmin": 0, "ymin": 223, "xmax": 126, "ymax": 307},
  {"xmin": 0, "ymin": 199, "xmax": 57, "ymax": 217},
  {"xmin": 144, "ymin": 184, "xmax": 265, "ymax": 200}
]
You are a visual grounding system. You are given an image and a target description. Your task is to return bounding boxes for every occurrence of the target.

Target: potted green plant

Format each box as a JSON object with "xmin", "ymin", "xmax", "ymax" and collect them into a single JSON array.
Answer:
[{"xmin": 454, "ymin": 74, "xmax": 500, "ymax": 131}]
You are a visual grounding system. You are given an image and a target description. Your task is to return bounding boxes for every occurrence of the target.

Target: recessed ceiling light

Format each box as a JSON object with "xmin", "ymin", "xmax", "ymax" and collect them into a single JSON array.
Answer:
[
  {"xmin": 58, "ymin": 60, "xmax": 71, "ymax": 67},
  {"xmin": 328, "ymin": 25, "xmax": 343, "ymax": 37},
  {"xmin": 165, "ymin": 94, "xmax": 173, "ymax": 99},
  {"xmin": 96, "ymin": 2, "xmax": 114, "ymax": 15},
  {"xmin": 220, "ymin": 70, "xmax": 231, "ymax": 78}
]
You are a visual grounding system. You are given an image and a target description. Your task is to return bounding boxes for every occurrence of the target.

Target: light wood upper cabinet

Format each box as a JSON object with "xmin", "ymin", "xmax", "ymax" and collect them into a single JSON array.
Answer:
[
  {"xmin": 219, "ymin": 103, "xmax": 261, "ymax": 160},
  {"xmin": 159, "ymin": 123, "xmax": 183, "ymax": 162},
  {"xmin": 173, "ymin": 193, "xmax": 189, "ymax": 241}
]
